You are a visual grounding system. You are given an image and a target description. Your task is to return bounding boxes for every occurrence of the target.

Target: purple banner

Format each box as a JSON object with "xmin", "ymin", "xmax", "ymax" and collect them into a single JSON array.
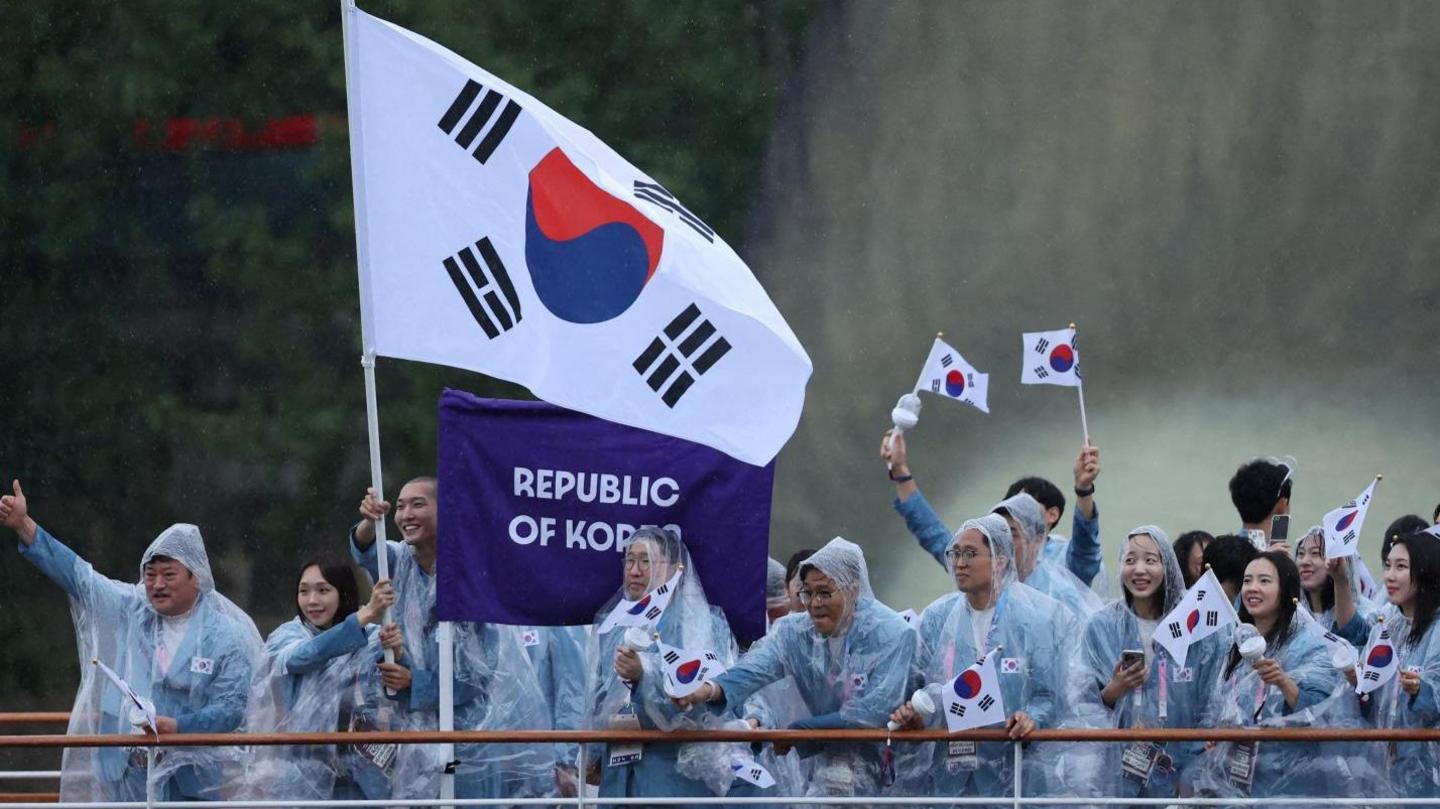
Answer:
[{"xmin": 436, "ymin": 390, "xmax": 775, "ymax": 642}]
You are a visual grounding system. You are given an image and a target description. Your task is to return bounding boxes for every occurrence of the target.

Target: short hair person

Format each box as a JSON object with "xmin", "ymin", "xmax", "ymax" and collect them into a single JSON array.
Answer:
[{"xmin": 1, "ymin": 480, "xmax": 261, "ymax": 803}]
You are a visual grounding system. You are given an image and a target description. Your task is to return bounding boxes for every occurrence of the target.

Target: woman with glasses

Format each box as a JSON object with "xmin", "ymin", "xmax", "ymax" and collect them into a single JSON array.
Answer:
[
  {"xmin": 887, "ymin": 513, "xmax": 1070, "ymax": 803},
  {"xmin": 674, "ymin": 536, "xmax": 914, "ymax": 803},
  {"xmin": 586, "ymin": 527, "xmax": 737, "ymax": 808},
  {"xmin": 1070, "ymin": 526, "xmax": 1224, "ymax": 802}
]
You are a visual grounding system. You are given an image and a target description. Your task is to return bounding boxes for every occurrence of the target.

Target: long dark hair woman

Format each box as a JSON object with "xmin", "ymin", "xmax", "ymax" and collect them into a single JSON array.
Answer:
[
  {"xmin": 1363, "ymin": 531, "xmax": 1440, "ymax": 798},
  {"xmin": 1197, "ymin": 551, "xmax": 1345, "ymax": 800}
]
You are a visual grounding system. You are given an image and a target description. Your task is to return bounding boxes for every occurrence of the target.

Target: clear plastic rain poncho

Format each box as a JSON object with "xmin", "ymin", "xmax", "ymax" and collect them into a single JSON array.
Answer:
[
  {"xmin": 895, "ymin": 514, "xmax": 1071, "ymax": 801},
  {"xmin": 352, "ymin": 537, "xmax": 550, "ymax": 800},
  {"xmin": 18, "ymin": 523, "xmax": 262, "ymax": 802},
  {"xmin": 993, "ymin": 493, "xmax": 1103, "ymax": 618},
  {"xmin": 586, "ymin": 527, "xmax": 740, "ymax": 800},
  {"xmin": 1354, "ymin": 602, "xmax": 1440, "ymax": 798},
  {"xmin": 1191, "ymin": 609, "xmax": 1366, "ymax": 802},
  {"xmin": 1064, "ymin": 525, "xmax": 1227, "ymax": 800},
  {"xmin": 711, "ymin": 536, "xmax": 915, "ymax": 801},
  {"xmin": 519, "ymin": 624, "xmax": 588, "ymax": 797},
  {"xmin": 1294, "ymin": 526, "xmax": 1377, "ymax": 648},
  {"xmin": 239, "ymin": 613, "xmax": 393, "ymax": 801}
]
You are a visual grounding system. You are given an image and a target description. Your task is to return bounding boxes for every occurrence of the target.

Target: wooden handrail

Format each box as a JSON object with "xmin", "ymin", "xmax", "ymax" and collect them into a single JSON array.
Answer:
[
  {"xmin": 0, "ymin": 726, "xmax": 1438, "ymax": 748},
  {"xmin": 0, "ymin": 714, "xmax": 69, "ymax": 726}
]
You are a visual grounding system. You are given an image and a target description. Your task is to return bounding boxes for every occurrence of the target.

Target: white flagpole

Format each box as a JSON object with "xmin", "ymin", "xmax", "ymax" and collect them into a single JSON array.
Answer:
[
  {"xmin": 439, "ymin": 621, "xmax": 456, "ymax": 807},
  {"xmin": 340, "ymin": 0, "xmax": 395, "ymax": 657},
  {"xmin": 1070, "ymin": 323, "xmax": 1091, "ymax": 445}
]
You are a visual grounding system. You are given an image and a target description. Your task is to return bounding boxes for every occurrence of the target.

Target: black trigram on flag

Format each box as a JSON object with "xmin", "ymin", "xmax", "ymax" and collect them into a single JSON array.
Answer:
[
  {"xmin": 940, "ymin": 353, "xmax": 954, "ymax": 368},
  {"xmin": 654, "ymin": 583, "xmax": 670, "ymax": 596},
  {"xmin": 1205, "ymin": 611, "xmax": 1219, "ymax": 627},
  {"xmin": 1032, "ymin": 366, "xmax": 1050, "ymax": 379},
  {"xmin": 703, "ymin": 652, "xmax": 719, "ymax": 662},
  {"xmin": 437, "ymin": 79, "xmax": 522, "ymax": 164},
  {"xmin": 1033, "ymin": 337, "xmax": 1051, "ymax": 353},
  {"xmin": 978, "ymin": 695, "xmax": 995, "ymax": 712},
  {"xmin": 930, "ymin": 379, "xmax": 942, "ymax": 393},
  {"xmin": 1363, "ymin": 670, "xmax": 1380, "ymax": 682},
  {"xmin": 633, "ymin": 303, "xmax": 731, "ymax": 407},
  {"xmin": 949, "ymin": 704, "xmax": 966, "ymax": 717},
  {"xmin": 663, "ymin": 651, "xmax": 680, "ymax": 665},
  {"xmin": 749, "ymin": 767, "xmax": 764, "ymax": 781},
  {"xmin": 632, "ymin": 181, "xmax": 716, "ymax": 243},
  {"xmin": 1168, "ymin": 621, "xmax": 1183, "ymax": 639},
  {"xmin": 442, "ymin": 238, "xmax": 522, "ymax": 339},
  {"xmin": 1197, "ymin": 589, "xmax": 1207, "ymax": 600},
  {"xmin": 1324, "ymin": 631, "xmax": 1341, "ymax": 644},
  {"xmin": 644, "ymin": 606, "xmax": 662, "ymax": 620},
  {"xmin": 1342, "ymin": 530, "xmax": 1357, "ymax": 544}
]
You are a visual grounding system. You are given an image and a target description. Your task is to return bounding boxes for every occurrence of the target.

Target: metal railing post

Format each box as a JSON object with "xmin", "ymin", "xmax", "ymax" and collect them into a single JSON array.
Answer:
[
  {"xmin": 1011, "ymin": 742, "xmax": 1022, "ymax": 809},
  {"xmin": 576, "ymin": 742, "xmax": 587, "ymax": 809}
]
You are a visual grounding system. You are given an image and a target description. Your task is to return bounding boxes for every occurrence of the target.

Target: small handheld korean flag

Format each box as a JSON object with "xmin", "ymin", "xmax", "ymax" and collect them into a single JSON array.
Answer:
[
  {"xmin": 730, "ymin": 756, "xmax": 776, "ymax": 789},
  {"xmin": 657, "ymin": 641, "xmax": 728, "ymax": 698},
  {"xmin": 1356, "ymin": 620, "xmax": 1399, "ymax": 696},
  {"xmin": 92, "ymin": 658, "xmax": 156, "ymax": 731},
  {"xmin": 1323, "ymin": 477, "xmax": 1381, "ymax": 560},
  {"xmin": 942, "ymin": 648, "xmax": 1006, "ymax": 732},
  {"xmin": 598, "ymin": 569, "xmax": 683, "ymax": 633},
  {"xmin": 1021, "ymin": 327, "xmax": 1080, "ymax": 387},
  {"xmin": 1153, "ymin": 569, "xmax": 1237, "ymax": 668},
  {"xmin": 1295, "ymin": 602, "xmax": 1346, "ymax": 650},
  {"xmin": 914, "ymin": 336, "xmax": 989, "ymax": 413}
]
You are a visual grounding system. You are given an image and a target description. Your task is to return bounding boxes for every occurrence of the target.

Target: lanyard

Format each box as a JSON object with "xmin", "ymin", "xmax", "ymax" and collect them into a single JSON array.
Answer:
[{"xmin": 1156, "ymin": 657, "xmax": 1169, "ymax": 724}]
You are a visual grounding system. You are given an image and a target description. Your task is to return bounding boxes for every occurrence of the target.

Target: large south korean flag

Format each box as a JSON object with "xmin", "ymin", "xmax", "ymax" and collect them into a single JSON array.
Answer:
[{"xmin": 344, "ymin": 7, "xmax": 811, "ymax": 465}]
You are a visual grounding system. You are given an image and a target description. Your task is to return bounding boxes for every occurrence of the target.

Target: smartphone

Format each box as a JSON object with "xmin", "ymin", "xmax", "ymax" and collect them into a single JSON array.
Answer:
[
  {"xmin": 1269, "ymin": 514, "xmax": 1291, "ymax": 543},
  {"xmin": 1120, "ymin": 649, "xmax": 1144, "ymax": 669}
]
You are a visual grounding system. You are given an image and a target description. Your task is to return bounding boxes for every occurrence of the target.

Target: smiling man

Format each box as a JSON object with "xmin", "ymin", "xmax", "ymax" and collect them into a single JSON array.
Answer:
[
  {"xmin": 0, "ymin": 480, "xmax": 261, "ymax": 803},
  {"xmin": 347, "ymin": 477, "xmax": 550, "ymax": 801}
]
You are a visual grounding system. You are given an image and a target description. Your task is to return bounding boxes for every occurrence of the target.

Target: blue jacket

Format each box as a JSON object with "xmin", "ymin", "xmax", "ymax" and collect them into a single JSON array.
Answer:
[
  {"xmin": 20, "ymin": 526, "xmax": 255, "ymax": 801},
  {"xmin": 895, "ymin": 490, "xmax": 1101, "ymax": 615}
]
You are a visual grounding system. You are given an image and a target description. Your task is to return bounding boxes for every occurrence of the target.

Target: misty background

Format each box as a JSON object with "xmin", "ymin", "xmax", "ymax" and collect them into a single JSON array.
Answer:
[{"xmin": 2, "ymin": 0, "xmax": 1437, "ymax": 726}]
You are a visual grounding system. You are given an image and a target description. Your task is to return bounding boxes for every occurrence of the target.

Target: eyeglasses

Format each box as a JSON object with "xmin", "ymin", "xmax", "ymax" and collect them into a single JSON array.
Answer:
[
  {"xmin": 623, "ymin": 557, "xmax": 652, "ymax": 571},
  {"xmin": 944, "ymin": 547, "xmax": 988, "ymax": 564},
  {"xmin": 797, "ymin": 588, "xmax": 837, "ymax": 605}
]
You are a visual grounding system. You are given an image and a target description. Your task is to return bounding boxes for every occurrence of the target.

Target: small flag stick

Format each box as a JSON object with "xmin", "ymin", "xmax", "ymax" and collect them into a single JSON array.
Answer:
[{"xmin": 1070, "ymin": 323, "xmax": 1090, "ymax": 446}]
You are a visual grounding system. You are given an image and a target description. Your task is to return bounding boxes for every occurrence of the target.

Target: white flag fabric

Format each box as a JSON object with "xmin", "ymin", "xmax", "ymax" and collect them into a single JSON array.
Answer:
[
  {"xmin": 1356, "ymin": 621, "xmax": 1399, "ymax": 696},
  {"xmin": 1424, "ymin": 524, "xmax": 1440, "ymax": 539},
  {"xmin": 1322, "ymin": 479, "xmax": 1379, "ymax": 559},
  {"xmin": 92, "ymin": 658, "xmax": 156, "ymax": 730},
  {"xmin": 1296, "ymin": 603, "xmax": 1346, "ymax": 650},
  {"xmin": 913, "ymin": 337, "xmax": 989, "ymax": 413},
  {"xmin": 897, "ymin": 608, "xmax": 918, "ymax": 626},
  {"xmin": 1020, "ymin": 327, "xmax": 1081, "ymax": 387},
  {"xmin": 344, "ymin": 8, "xmax": 811, "ymax": 465},
  {"xmin": 1152, "ymin": 569, "xmax": 1237, "ymax": 669},
  {"xmin": 729, "ymin": 757, "xmax": 776, "ymax": 789},
  {"xmin": 942, "ymin": 649, "xmax": 1006, "ymax": 732},
  {"xmin": 657, "ymin": 641, "xmax": 728, "ymax": 698},
  {"xmin": 597, "ymin": 569, "xmax": 682, "ymax": 634}
]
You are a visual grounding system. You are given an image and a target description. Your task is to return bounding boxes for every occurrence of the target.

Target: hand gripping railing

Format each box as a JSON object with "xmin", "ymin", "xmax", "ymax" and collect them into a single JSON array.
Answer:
[{"xmin": 4, "ymin": 714, "xmax": 1440, "ymax": 808}]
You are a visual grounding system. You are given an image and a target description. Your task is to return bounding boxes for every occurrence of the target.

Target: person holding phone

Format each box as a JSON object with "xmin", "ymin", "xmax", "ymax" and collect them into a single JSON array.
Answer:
[
  {"xmin": 1070, "ymin": 526, "xmax": 1224, "ymax": 801},
  {"xmin": 1227, "ymin": 458, "xmax": 1294, "ymax": 548}
]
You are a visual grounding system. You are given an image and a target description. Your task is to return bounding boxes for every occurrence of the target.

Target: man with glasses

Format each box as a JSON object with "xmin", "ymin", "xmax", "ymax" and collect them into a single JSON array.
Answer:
[
  {"xmin": 673, "ymin": 537, "xmax": 913, "ymax": 803},
  {"xmin": 889, "ymin": 513, "xmax": 1067, "ymax": 802}
]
